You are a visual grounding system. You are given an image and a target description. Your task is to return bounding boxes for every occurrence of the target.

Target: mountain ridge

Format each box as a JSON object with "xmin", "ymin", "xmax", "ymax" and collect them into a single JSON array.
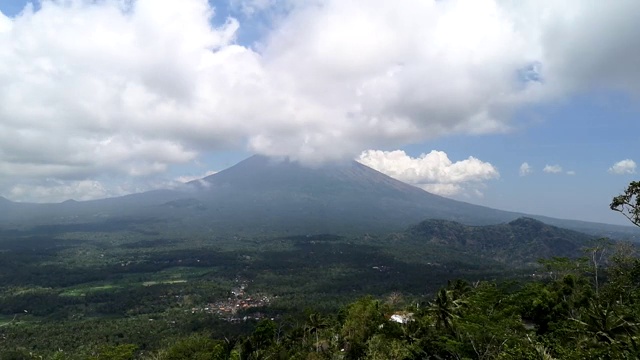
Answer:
[{"xmin": 402, "ymin": 217, "xmax": 594, "ymax": 264}]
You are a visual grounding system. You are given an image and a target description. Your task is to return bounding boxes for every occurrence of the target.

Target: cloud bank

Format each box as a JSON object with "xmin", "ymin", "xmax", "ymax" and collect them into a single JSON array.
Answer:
[
  {"xmin": 1, "ymin": 0, "xmax": 640, "ymax": 201},
  {"xmin": 357, "ymin": 150, "xmax": 499, "ymax": 196},
  {"xmin": 609, "ymin": 159, "xmax": 637, "ymax": 175}
]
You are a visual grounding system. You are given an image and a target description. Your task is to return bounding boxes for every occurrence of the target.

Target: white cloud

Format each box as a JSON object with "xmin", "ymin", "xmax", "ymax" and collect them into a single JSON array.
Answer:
[
  {"xmin": 566, "ymin": 170, "xmax": 576, "ymax": 175},
  {"xmin": 609, "ymin": 159, "xmax": 637, "ymax": 174},
  {"xmin": 357, "ymin": 149, "xmax": 499, "ymax": 197},
  {"xmin": 175, "ymin": 170, "xmax": 218, "ymax": 183},
  {"xmin": 543, "ymin": 164, "xmax": 563, "ymax": 174},
  {"xmin": 519, "ymin": 162, "xmax": 532, "ymax": 176},
  {"xmin": 1, "ymin": 0, "xmax": 640, "ymax": 201},
  {"xmin": 421, "ymin": 183, "xmax": 463, "ymax": 197}
]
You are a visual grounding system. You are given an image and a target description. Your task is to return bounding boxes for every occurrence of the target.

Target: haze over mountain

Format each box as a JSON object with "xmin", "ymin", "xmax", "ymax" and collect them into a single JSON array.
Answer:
[{"xmin": 0, "ymin": 155, "xmax": 637, "ymax": 239}]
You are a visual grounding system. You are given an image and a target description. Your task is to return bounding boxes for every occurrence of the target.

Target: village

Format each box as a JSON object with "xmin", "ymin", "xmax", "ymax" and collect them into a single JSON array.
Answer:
[{"xmin": 190, "ymin": 279, "xmax": 272, "ymax": 322}]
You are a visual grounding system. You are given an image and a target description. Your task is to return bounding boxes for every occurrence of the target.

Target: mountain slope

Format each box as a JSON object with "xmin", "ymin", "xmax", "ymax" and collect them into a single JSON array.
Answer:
[
  {"xmin": 180, "ymin": 155, "xmax": 528, "ymax": 234},
  {"xmin": 0, "ymin": 155, "xmax": 637, "ymax": 238},
  {"xmin": 403, "ymin": 217, "xmax": 594, "ymax": 264},
  {"xmin": 184, "ymin": 155, "xmax": 638, "ymax": 237}
]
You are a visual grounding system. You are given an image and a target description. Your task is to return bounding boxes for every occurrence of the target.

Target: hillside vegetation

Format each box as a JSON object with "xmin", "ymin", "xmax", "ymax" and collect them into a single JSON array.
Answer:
[
  {"xmin": 2, "ymin": 240, "xmax": 639, "ymax": 359},
  {"xmin": 0, "ymin": 213, "xmax": 619, "ymax": 359},
  {"xmin": 1, "ymin": 176, "xmax": 639, "ymax": 359},
  {"xmin": 403, "ymin": 217, "xmax": 593, "ymax": 265}
]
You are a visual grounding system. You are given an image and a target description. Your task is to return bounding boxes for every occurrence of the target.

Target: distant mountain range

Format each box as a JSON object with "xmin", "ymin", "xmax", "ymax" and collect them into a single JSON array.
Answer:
[{"xmin": 0, "ymin": 155, "xmax": 638, "ymax": 239}]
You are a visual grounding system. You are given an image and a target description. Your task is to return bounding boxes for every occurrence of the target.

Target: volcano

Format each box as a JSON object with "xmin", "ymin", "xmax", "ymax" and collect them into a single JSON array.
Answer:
[
  {"xmin": 0, "ymin": 155, "xmax": 637, "ymax": 238},
  {"xmin": 182, "ymin": 155, "xmax": 520, "ymax": 233}
]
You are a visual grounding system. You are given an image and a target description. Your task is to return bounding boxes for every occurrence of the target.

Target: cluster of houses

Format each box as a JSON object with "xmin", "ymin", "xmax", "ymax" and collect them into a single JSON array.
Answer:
[{"xmin": 190, "ymin": 281, "xmax": 271, "ymax": 322}]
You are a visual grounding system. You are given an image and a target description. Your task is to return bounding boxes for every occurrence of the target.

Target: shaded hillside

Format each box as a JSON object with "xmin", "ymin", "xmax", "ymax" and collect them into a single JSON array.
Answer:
[{"xmin": 403, "ymin": 217, "xmax": 595, "ymax": 265}]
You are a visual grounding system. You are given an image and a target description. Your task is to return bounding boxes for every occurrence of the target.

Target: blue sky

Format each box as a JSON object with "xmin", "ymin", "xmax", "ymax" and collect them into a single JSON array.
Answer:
[{"xmin": 0, "ymin": 0, "xmax": 639, "ymax": 226}]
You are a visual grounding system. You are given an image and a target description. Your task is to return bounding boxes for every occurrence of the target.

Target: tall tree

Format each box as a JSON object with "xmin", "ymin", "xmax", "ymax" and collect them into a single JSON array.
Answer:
[
  {"xmin": 305, "ymin": 313, "xmax": 328, "ymax": 352},
  {"xmin": 611, "ymin": 181, "xmax": 640, "ymax": 227}
]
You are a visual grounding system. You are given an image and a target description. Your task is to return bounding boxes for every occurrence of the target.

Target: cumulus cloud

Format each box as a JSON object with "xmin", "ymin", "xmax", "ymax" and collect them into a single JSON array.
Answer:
[
  {"xmin": 519, "ymin": 162, "xmax": 532, "ymax": 176},
  {"xmin": 1, "ymin": 0, "xmax": 640, "ymax": 201},
  {"xmin": 609, "ymin": 159, "xmax": 637, "ymax": 174},
  {"xmin": 357, "ymin": 150, "xmax": 499, "ymax": 197},
  {"xmin": 543, "ymin": 164, "xmax": 563, "ymax": 174}
]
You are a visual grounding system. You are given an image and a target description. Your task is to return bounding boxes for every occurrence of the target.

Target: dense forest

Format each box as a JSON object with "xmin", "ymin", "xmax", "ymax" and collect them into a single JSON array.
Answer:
[
  {"xmin": 3, "ymin": 241, "xmax": 640, "ymax": 359},
  {"xmin": 0, "ymin": 182, "xmax": 639, "ymax": 359}
]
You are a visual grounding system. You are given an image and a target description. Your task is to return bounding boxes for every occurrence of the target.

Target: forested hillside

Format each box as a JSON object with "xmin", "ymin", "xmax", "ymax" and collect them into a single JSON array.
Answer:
[
  {"xmin": 404, "ymin": 217, "xmax": 593, "ymax": 265},
  {"xmin": 2, "ymin": 240, "xmax": 640, "ymax": 359},
  {"xmin": 1, "ymin": 183, "xmax": 639, "ymax": 359}
]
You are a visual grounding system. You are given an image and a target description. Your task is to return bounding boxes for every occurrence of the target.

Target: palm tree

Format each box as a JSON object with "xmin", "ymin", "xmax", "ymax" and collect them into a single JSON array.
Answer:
[
  {"xmin": 448, "ymin": 279, "xmax": 472, "ymax": 299},
  {"xmin": 572, "ymin": 300, "xmax": 639, "ymax": 345},
  {"xmin": 429, "ymin": 288, "xmax": 466, "ymax": 334},
  {"xmin": 305, "ymin": 313, "xmax": 329, "ymax": 352}
]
